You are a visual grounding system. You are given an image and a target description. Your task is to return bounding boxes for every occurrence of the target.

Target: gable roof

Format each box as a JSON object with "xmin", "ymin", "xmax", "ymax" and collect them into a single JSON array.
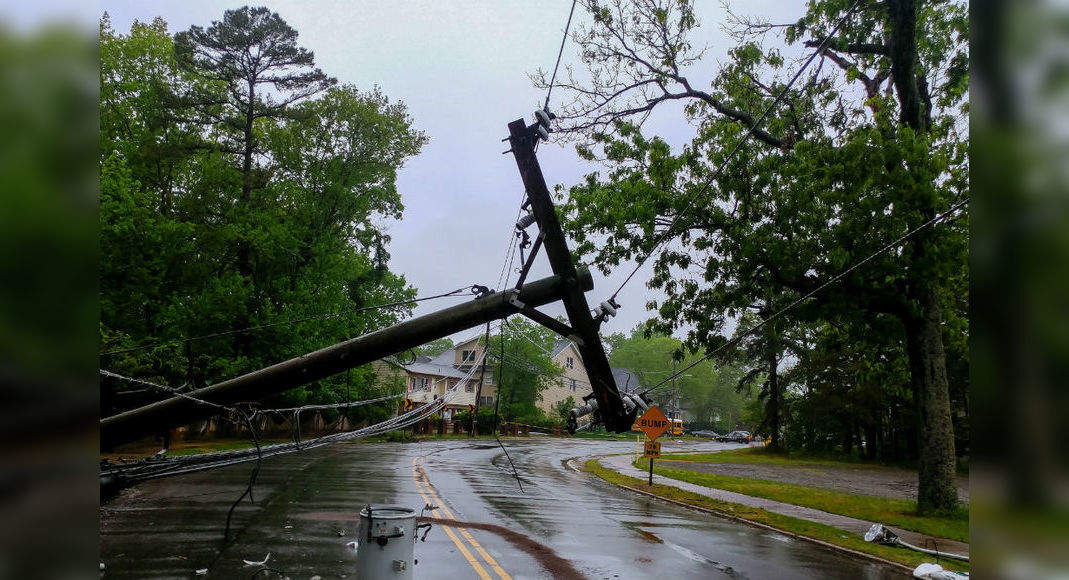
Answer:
[
  {"xmin": 453, "ymin": 335, "xmax": 482, "ymax": 350},
  {"xmin": 551, "ymin": 339, "xmax": 572, "ymax": 359},
  {"xmin": 401, "ymin": 357, "xmax": 470, "ymax": 379}
]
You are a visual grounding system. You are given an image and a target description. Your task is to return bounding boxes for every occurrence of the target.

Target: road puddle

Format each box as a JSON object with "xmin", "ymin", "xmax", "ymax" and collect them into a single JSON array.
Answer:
[{"xmin": 622, "ymin": 521, "xmax": 743, "ymax": 578}]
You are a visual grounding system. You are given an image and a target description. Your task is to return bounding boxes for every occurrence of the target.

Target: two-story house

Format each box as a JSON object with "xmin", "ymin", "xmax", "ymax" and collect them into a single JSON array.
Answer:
[{"xmin": 373, "ymin": 335, "xmax": 498, "ymax": 420}]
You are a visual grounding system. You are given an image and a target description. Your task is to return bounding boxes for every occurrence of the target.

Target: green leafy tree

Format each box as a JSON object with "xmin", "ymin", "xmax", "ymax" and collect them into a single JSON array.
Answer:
[
  {"xmin": 414, "ymin": 338, "xmax": 454, "ymax": 358},
  {"xmin": 174, "ymin": 6, "xmax": 336, "ymax": 204},
  {"xmin": 552, "ymin": 396, "xmax": 577, "ymax": 425},
  {"xmin": 606, "ymin": 325, "xmax": 751, "ymax": 430},
  {"xmin": 490, "ymin": 318, "xmax": 562, "ymax": 421},
  {"xmin": 546, "ymin": 0, "xmax": 967, "ymax": 513},
  {"xmin": 100, "ymin": 14, "xmax": 424, "ymax": 417}
]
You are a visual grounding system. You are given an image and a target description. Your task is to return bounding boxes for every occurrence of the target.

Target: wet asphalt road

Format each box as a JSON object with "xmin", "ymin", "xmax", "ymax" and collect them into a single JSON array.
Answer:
[{"xmin": 100, "ymin": 437, "xmax": 906, "ymax": 579}]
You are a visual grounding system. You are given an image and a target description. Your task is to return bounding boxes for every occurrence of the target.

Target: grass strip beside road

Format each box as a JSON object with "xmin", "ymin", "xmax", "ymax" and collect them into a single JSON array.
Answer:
[
  {"xmin": 584, "ymin": 460, "xmax": 968, "ymax": 573},
  {"xmin": 635, "ymin": 458, "xmax": 968, "ymax": 542},
  {"xmin": 662, "ymin": 446, "xmax": 969, "ymax": 475}
]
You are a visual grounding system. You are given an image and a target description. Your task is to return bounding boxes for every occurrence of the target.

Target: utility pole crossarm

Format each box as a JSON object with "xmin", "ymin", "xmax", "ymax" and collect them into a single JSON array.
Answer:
[{"xmin": 506, "ymin": 118, "xmax": 631, "ymax": 432}]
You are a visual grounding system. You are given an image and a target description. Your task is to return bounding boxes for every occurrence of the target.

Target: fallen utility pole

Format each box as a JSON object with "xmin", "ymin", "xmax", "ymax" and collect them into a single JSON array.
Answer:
[
  {"xmin": 506, "ymin": 118, "xmax": 632, "ymax": 432},
  {"xmin": 101, "ymin": 271, "xmax": 590, "ymax": 449}
]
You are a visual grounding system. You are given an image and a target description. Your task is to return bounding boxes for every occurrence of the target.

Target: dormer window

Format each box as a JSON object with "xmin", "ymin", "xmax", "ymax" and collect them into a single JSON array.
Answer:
[{"xmin": 566, "ymin": 356, "xmax": 574, "ymax": 369}]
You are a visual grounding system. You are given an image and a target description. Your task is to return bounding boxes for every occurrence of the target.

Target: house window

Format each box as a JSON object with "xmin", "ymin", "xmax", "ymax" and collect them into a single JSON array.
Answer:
[
  {"xmin": 465, "ymin": 382, "xmax": 475, "ymax": 393},
  {"xmin": 461, "ymin": 350, "xmax": 476, "ymax": 362},
  {"xmin": 417, "ymin": 377, "xmax": 428, "ymax": 391},
  {"xmin": 484, "ymin": 374, "xmax": 493, "ymax": 385},
  {"xmin": 448, "ymin": 380, "xmax": 458, "ymax": 391},
  {"xmin": 566, "ymin": 356, "xmax": 574, "ymax": 369},
  {"xmin": 569, "ymin": 378, "xmax": 577, "ymax": 392}
]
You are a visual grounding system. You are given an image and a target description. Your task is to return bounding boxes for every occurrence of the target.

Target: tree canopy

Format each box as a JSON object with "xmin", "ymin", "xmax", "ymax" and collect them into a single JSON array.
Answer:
[
  {"xmin": 606, "ymin": 325, "xmax": 753, "ymax": 432},
  {"xmin": 546, "ymin": 0, "xmax": 967, "ymax": 513},
  {"xmin": 100, "ymin": 11, "xmax": 426, "ymax": 418}
]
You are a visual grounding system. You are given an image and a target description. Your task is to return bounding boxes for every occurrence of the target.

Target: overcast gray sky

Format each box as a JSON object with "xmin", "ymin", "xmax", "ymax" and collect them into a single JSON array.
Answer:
[{"xmin": 95, "ymin": 1, "xmax": 803, "ymax": 341}]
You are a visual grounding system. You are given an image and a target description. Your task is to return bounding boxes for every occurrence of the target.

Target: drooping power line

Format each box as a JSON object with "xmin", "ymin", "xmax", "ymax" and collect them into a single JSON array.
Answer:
[{"xmin": 640, "ymin": 198, "xmax": 969, "ymax": 397}]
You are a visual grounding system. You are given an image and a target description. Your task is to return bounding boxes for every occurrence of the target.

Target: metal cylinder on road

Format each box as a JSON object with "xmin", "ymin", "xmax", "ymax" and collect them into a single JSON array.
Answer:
[{"xmin": 355, "ymin": 504, "xmax": 417, "ymax": 578}]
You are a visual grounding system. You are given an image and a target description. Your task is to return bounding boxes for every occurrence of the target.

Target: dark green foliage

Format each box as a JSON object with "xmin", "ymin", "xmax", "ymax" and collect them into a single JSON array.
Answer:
[
  {"xmin": 550, "ymin": 0, "xmax": 967, "ymax": 512},
  {"xmin": 552, "ymin": 396, "xmax": 577, "ymax": 424},
  {"xmin": 100, "ymin": 11, "xmax": 425, "ymax": 412},
  {"xmin": 490, "ymin": 318, "xmax": 562, "ymax": 422},
  {"xmin": 606, "ymin": 325, "xmax": 753, "ymax": 432},
  {"xmin": 453, "ymin": 407, "xmax": 497, "ymax": 434}
]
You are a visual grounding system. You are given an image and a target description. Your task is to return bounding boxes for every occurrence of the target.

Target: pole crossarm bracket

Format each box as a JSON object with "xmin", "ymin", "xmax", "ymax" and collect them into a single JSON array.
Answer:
[{"xmin": 517, "ymin": 305, "xmax": 582, "ymax": 346}]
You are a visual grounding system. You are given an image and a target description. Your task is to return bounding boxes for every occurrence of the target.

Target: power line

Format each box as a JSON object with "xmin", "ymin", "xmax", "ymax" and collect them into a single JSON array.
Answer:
[
  {"xmin": 100, "ymin": 370, "xmax": 232, "ymax": 412},
  {"xmin": 608, "ymin": 0, "xmax": 865, "ymax": 302},
  {"xmin": 544, "ymin": 0, "xmax": 580, "ymax": 112},
  {"xmin": 101, "ymin": 369, "xmax": 404, "ymax": 418},
  {"xmin": 100, "ymin": 285, "xmax": 479, "ymax": 356},
  {"xmin": 101, "ymin": 351, "xmax": 492, "ymax": 484},
  {"xmin": 641, "ymin": 198, "xmax": 969, "ymax": 396}
]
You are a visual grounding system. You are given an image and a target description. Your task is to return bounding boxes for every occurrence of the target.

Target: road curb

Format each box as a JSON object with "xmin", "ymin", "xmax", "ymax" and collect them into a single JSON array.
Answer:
[{"xmin": 585, "ymin": 457, "xmax": 915, "ymax": 575}]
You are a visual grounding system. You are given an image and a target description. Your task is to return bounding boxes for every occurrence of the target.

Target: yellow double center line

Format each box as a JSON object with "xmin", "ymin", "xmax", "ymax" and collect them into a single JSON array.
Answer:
[{"xmin": 411, "ymin": 456, "xmax": 511, "ymax": 580}]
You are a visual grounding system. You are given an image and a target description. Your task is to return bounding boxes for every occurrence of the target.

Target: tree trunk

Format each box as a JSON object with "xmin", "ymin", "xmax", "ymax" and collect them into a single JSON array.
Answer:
[
  {"xmin": 763, "ymin": 300, "xmax": 782, "ymax": 450},
  {"xmin": 242, "ymin": 79, "xmax": 255, "ymax": 203},
  {"xmin": 765, "ymin": 327, "xmax": 781, "ymax": 450},
  {"xmin": 904, "ymin": 286, "xmax": 959, "ymax": 513}
]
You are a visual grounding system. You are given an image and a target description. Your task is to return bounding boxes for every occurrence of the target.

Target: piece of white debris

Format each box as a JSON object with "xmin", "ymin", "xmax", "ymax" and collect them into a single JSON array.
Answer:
[
  {"xmin": 194, "ymin": 568, "xmax": 208, "ymax": 575},
  {"xmin": 242, "ymin": 553, "xmax": 271, "ymax": 567},
  {"xmin": 283, "ymin": 524, "xmax": 294, "ymax": 530},
  {"xmin": 100, "ymin": 562, "xmax": 105, "ymax": 571},
  {"xmin": 345, "ymin": 541, "xmax": 359, "ymax": 551},
  {"xmin": 913, "ymin": 562, "xmax": 968, "ymax": 579},
  {"xmin": 310, "ymin": 576, "xmax": 322, "ymax": 580},
  {"xmin": 336, "ymin": 529, "xmax": 346, "ymax": 537}
]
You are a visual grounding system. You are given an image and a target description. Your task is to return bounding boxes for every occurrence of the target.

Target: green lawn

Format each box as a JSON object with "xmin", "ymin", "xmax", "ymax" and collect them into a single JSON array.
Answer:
[
  {"xmin": 585, "ymin": 460, "xmax": 969, "ymax": 573},
  {"xmin": 163, "ymin": 438, "xmax": 292, "ymax": 456},
  {"xmin": 635, "ymin": 457, "xmax": 968, "ymax": 542},
  {"xmin": 661, "ymin": 446, "xmax": 900, "ymax": 468}
]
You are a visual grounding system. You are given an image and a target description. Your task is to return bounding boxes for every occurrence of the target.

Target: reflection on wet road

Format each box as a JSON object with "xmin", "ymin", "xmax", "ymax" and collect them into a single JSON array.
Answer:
[{"xmin": 100, "ymin": 438, "xmax": 906, "ymax": 578}]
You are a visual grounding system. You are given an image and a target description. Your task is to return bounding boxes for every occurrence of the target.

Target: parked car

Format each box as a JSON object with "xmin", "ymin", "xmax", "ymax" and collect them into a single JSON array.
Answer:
[
  {"xmin": 690, "ymin": 430, "xmax": 720, "ymax": 438},
  {"xmin": 718, "ymin": 430, "xmax": 752, "ymax": 443}
]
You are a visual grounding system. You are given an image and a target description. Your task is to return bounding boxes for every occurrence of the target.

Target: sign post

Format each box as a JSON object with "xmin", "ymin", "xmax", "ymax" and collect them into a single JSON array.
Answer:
[
  {"xmin": 642, "ymin": 439, "xmax": 661, "ymax": 485},
  {"xmin": 636, "ymin": 406, "xmax": 669, "ymax": 486}
]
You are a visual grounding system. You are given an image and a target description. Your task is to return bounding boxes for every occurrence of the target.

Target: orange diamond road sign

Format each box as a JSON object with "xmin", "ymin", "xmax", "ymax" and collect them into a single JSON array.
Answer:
[{"xmin": 636, "ymin": 405, "xmax": 670, "ymax": 440}]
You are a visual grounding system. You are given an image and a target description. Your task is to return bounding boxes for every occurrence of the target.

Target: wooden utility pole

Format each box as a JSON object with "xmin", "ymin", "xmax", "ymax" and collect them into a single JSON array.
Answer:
[
  {"xmin": 101, "ymin": 271, "xmax": 590, "ymax": 448},
  {"xmin": 506, "ymin": 119, "xmax": 630, "ymax": 432}
]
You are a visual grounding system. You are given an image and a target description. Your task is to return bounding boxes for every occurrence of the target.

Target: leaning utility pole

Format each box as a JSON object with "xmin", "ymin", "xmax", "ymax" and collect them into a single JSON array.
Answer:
[
  {"xmin": 101, "ymin": 272, "xmax": 589, "ymax": 448},
  {"xmin": 505, "ymin": 116, "xmax": 632, "ymax": 432}
]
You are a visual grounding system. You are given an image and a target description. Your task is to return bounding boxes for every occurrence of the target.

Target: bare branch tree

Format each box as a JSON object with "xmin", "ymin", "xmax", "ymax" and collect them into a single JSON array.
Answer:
[{"xmin": 533, "ymin": 0, "xmax": 787, "ymax": 148}]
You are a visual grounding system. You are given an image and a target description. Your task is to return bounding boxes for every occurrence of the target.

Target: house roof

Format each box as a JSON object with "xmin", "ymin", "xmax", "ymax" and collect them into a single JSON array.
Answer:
[
  {"xmin": 401, "ymin": 358, "xmax": 470, "ymax": 379},
  {"xmin": 611, "ymin": 367, "xmax": 644, "ymax": 393},
  {"xmin": 398, "ymin": 339, "xmax": 492, "ymax": 379},
  {"xmin": 551, "ymin": 339, "xmax": 572, "ymax": 359}
]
